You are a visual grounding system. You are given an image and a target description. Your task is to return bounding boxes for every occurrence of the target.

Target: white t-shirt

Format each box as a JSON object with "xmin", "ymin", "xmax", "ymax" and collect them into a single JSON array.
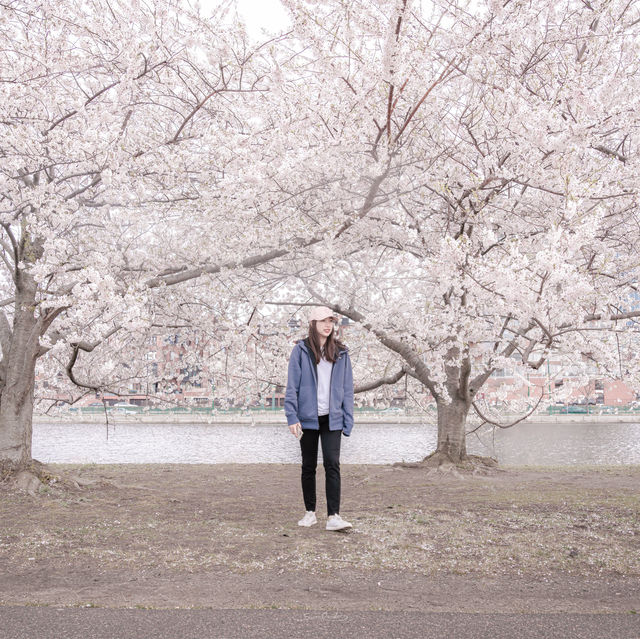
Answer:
[{"xmin": 317, "ymin": 356, "xmax": 333, "ymax": 416}]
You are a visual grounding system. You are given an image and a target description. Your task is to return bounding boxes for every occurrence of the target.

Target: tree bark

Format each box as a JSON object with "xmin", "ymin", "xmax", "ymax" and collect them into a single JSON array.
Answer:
[
  {"xmin": 0, "ymin": 269, "xmax": 40, "ymax": 470},
  {"xmin": 433, "ymin": 395, "xmax": 470, "ymax": 462}
]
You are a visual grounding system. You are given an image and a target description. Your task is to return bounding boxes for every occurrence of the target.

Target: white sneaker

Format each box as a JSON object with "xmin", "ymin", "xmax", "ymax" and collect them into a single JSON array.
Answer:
[
  {"xmin": 326, "ymin": 514, "xmax": 352, "ymax": 531},
  {"xmin": 298, "ymin": 511, "xmax": 317, "ymax": 527}
]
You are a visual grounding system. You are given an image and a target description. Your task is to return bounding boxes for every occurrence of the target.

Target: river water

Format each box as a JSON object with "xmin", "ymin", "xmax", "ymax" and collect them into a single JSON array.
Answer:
[{"xmin": 32, "ymin": 420, "xmax": 640, "ymax": 466}]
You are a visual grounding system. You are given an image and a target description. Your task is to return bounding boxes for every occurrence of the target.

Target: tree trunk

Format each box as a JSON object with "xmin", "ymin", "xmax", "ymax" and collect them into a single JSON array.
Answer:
[
  {"xmin": 0, "ymin": 270, "xmax": 40, "ymax": 471},
  {"xmin": 434, "ymin": 396, "xmax": 470, "ymax": 463}
]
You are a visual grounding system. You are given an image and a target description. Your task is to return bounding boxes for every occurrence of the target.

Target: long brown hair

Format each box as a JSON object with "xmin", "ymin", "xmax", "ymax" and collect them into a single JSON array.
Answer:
[{"xmin": 307, "ymin": 320, "xmax": 346, "ymax": 364}]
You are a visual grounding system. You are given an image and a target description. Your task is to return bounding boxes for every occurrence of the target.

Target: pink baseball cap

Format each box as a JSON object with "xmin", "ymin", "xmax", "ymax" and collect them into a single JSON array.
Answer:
[{"xmin": 308, "ymin": 306, "xmax": 338, "ymax": 323}]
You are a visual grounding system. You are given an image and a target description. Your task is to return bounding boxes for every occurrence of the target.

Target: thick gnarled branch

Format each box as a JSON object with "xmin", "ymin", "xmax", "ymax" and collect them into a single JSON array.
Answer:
[{"xmin": 355, "ymin": 367, "xmax": 406, "ymax": 394}]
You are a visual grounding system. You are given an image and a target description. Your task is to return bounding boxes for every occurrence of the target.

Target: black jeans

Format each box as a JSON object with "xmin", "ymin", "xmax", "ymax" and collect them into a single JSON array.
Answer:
[{"xmin": 300, "ymin": 414, "xmax": 342, "ymax": 516}]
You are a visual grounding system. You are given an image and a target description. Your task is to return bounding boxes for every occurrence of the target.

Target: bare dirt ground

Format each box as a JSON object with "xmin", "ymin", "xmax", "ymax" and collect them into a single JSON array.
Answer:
[{"xmin": 0, "ymin": 464, "xmax": 638, "ymax": 612}]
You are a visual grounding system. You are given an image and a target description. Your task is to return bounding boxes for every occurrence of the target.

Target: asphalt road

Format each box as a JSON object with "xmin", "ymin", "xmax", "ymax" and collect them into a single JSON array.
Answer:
[{"xmin": 1, "ymin": 608, "xmax": 639, "ymax": 639}]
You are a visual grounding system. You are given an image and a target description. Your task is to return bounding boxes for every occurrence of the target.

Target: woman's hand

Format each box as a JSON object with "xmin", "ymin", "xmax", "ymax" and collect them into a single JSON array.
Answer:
[{"xmin": 289, "ymin": 422, "xmax": 302, "ymax": 438}]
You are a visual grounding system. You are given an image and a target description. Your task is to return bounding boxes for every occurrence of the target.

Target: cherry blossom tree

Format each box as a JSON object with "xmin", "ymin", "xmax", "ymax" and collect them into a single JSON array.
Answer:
[
  {"xmin": 0, "ymin": 0, "xmax": 307, "ymax": 472},
  {"xmin": 250, "ymin": 0, "xmax": 640, "ymax": 466}
]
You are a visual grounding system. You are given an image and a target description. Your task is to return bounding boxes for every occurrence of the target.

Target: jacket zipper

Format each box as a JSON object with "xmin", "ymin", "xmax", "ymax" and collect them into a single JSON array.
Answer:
[
  {"xmin": 328, "ymin": 351, "xmax": 343, "ymax": 415},
  {"xmin": 302, "ymin": 340, "xmax": 318, "ymax": 384},
  {"xmin": 328, "ymin": 362, "xmax": 334, "ymax": 414},
  {"xmin": 303, "ymin": 346, "xmax": 319, "ymax": 420}
]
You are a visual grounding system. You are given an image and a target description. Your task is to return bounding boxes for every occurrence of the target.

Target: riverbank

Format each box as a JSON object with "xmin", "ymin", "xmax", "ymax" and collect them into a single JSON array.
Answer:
[{"xmin": 1, "ymin": 464, "xmax": 638, "ymax": 612}]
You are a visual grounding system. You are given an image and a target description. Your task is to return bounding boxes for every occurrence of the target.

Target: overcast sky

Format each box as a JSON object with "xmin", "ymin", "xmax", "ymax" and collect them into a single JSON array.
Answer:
[{"xmin": 225, "ymin": 0, "xmax": 291, "ymax": 40}]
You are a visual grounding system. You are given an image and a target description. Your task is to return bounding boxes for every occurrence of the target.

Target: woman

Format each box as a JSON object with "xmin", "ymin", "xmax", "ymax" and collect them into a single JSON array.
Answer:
[{"xmin": 284, "ymin": 306, "xmax": 354, "ymax": 531}]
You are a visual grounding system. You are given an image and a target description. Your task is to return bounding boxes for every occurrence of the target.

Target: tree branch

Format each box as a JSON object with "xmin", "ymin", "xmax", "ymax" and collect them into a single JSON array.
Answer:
[
  {"xmin": 582, "ymin": 310, "xmax": 640, "ymax": 323},
  {"xmin": 468, "ymin": 391, "xmax": 545, "ymax": 432},
  {"xmin": 41, "ymin": 326, "xmax": 121, "ymax": 358},
  {"xmin": 170, "ymin": 88, "xmax": 222, "ymax": 143},
  {"xmin": 333, "ymin": 164, "xmax": 392, "ymax": 240},
  {"xmin": 143, "ymin": 247, "xmax": 294, "ymax": 288},
  {"xmin": 1, "ymin": 223, "xmax": 20, "ymax": 264},
  {"xmin": 0, "ymin": 310, "xmax": 12, "ymax": 359},
  {"xmin": 592, "ymin": 144, "xmax": 627, "ymax": 163},
  {"xmin": 321, "ymin": 298, "xmax": 438, "ymax": 397},
  {"xmin": 393, "ymin": 58, "xmax": 456, "ymax": 143},
  {"xmin": 63, "ymin": 174, "xmax": 102, "ymax": 201},
  {"xmin": 64, "ymin": 326, "xmax": 122, "ymax": 390},
  {"xmin": 44, "ymin": 59, "xmax": 168, "ymax": 135},
  {"xmin": 144, "ymin": 166, "xmax": 393, "ymax": 289},
  {"xmin": 354, "ymin": 367, "xmax": 405, "ymax": 393}
]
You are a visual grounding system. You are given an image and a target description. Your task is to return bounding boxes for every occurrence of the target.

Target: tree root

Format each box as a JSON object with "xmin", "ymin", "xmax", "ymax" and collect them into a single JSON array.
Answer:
[
  {"xmin": 14, "ymin": 470, "xmax": 43, "ymax": 496},
  {"xmin": 2, "ymin": 460, "xmax": 109, "ymax": 495},
  {"xmin": 2, "ymin": 459, "xmax": 156, "ymax": 494},
  {"xmin": 393, "ymin": 451, "xmax": 501, "ymax": 476}
]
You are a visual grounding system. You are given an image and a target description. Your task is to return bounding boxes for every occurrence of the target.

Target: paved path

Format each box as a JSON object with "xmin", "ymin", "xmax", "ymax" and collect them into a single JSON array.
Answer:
[{"xmin": 1, "ymin": 608, "xmax": 639, "ymax": 639}]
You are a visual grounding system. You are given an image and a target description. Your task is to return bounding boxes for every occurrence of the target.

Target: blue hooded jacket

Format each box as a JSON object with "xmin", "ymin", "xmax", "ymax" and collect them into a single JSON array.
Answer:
[{"xmin": 284, "ymin": 338, "xmax": 354, "ymax": 436}]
